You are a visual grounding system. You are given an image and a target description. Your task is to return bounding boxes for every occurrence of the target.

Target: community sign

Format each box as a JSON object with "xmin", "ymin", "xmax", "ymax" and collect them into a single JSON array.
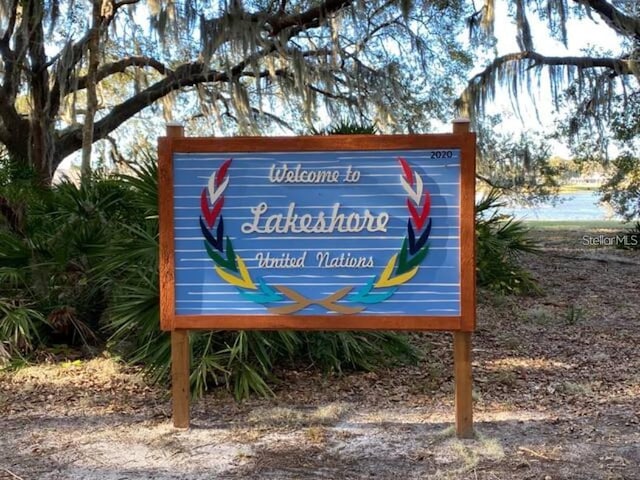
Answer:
[{"xmin": 159, "ymin": 134, "xmax": 475, "ymax": 331}]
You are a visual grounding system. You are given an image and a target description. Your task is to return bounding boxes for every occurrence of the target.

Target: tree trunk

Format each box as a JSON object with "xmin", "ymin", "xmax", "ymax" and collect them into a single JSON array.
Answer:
[
  {"xmin": 29, "ymin": 120, "xmax": 55, "ymax": 186},
  {"xmin": 33, "ymin": 147, "xmax": 61, "ymax": 186},
  {"xmin": 25, "ymin": 0, "xmax": 56, "ymax": 186},
  {"xmin": 81, "ymin": 0, "xmax": 102, "ymax": 183}
]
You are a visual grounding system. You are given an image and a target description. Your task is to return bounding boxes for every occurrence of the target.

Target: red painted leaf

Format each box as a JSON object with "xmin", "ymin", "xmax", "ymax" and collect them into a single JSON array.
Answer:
[
  {"xmin": 406, "ymin": 190, "xmax": 431, "ymax": 230},
  {"xmin": 210, "ymin": 197, "xmax": 224, "ymax": 226},
  {"xmin": 216, "ymin": 158, "xmax": 232, "ymax": 186},
  {"xmin": 201, "ymin": 189, "xmax": 217, "ymax": 228},
  {"xmin": 398, "ymin": 157, "xmax": 413, "ymax": 186}
]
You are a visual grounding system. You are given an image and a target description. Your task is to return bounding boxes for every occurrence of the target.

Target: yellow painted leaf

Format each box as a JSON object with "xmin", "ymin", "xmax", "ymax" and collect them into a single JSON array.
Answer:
[
  {"xmin": 215, "ymin": 261, "xmax": 256, "ymax": 290},
  {"xmin": 375, "ymin": 254, "xmax": 419, "ymax": 288},
  {"xmin": 374, "ymin": 254, "xmax": 398, "ymax": 288},
  {"xmin": 377, "ymin": 266, "xmax": 418, "ymax": 288},
  {"xmin": 236, "ymin": 256, "xmax": 257, "ymax": 290}
]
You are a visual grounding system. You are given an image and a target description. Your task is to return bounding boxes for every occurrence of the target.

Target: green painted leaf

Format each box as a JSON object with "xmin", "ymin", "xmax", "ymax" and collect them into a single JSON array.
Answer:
[
  {"xmin": 205, "ymin": 241, "xmax": 236, "ymax": 271},
  {"xmin": 396, "ymin": 238, "xmax": 429, "ymax": 275},
  {"xmin": 225, "ymin": 237, "xmax": 238, "ymax": 272}
]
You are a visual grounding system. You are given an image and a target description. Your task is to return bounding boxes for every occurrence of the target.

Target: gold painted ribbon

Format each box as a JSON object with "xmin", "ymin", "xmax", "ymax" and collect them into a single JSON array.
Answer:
[{"xmin": 269, "ymin": 286, "xmax": 365, "ymax": 315}]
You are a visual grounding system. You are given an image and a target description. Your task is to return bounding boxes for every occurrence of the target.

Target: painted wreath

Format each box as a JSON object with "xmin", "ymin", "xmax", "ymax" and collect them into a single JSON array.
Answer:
[{"xmin": 198, "ymin": 157, "xmax": 432, "ymax": 314}]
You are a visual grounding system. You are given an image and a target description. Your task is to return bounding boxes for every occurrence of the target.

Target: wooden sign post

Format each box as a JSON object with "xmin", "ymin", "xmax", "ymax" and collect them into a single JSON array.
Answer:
[{"xmin": 159, "ymin": 121, "xmax": 476, "ymax": 437}]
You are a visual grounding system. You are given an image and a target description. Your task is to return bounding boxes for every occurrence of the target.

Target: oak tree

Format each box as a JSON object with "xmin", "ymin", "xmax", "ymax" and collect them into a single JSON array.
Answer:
[{"xmin": 0, "ymin": 0, "xmax": 471, "ymax": 184}]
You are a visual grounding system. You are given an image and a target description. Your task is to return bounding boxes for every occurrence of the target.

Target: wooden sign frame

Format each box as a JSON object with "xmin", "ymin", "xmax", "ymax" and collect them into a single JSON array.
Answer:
[{"xmin": 158, "ymin": 120, "xmax": 476, "ymax": 437}]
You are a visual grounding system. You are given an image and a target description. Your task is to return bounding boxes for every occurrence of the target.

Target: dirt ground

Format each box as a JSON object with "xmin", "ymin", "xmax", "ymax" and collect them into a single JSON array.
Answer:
[{"xmin": 1, "ymin": 228, "xmax": 639, "ymax": 479}]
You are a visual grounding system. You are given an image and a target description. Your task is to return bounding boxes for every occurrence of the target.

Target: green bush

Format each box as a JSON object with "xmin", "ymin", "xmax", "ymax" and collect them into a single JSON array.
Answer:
[
  {"xmin": 476, "ymin": 189, "xmax": 540, "ymax": 294},
  {"xmin": 0, "ymin": 301, "xmax": 46, "ymax": 363},
  {"xmin": 0, "ymin": 168, "xmax": 136, "ymax": 361},
  {"xmin": 312, "ymin": 121, "xmax": 377, "ymax": 135}
]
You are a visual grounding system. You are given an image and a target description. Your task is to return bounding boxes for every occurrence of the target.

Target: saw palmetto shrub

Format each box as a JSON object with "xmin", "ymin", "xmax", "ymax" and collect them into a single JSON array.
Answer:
[
  {"xmin": 0, "ymin": 161, "xmax": 134, "ymax": 363},
  {"xmin": 475, "ymin": 189, "xmax": 540, "ymax": 294}
]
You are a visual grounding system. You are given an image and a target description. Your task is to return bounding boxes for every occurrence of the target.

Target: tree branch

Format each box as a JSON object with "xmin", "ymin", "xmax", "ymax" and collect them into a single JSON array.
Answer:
[
  {"xmin": 71, "ymin": 56, "xmax": 171, "ymax": 92},
  {"xmin": 114, "ymin": 0, "xmax": 141, "ymax": 8},
  {"xmin": 0, "ymin": 0, "xmax": 26, "ymax": 102},
  {"xmin": 48, "ymin": 31, "xmax": 92, "ymax": 120},
  {"xmin": 250, "ymin": 106, "xmax": 295, "ymax": 132},
  {"xmin": 56, "ymin": 63, "xmax": 229, "ymax": 158},
  {"xmin": 57, "ymin": 55, "xmax": 356, "ymax": 159},
  {"xmin": 0, "ymin": 121, "xmax": 10, "ymax": 148},
  {"xmin": 267, "ymin": 0, "xmax": 353, "ymax": 35},
  {"xmin": 575, "ymin": 0, "xmax": 640, "ymax": 43},
  {"xmin": 0, "ymin": 1, "xmax": 31, "ymax": 158},
  {"xmin": 0, "ymin": 82, "xmax": 29, "ymax": 160},
  {"xmin": 476, "ymin": 173, "xmax": 507, "ymax": 190},
  {"xmin": 103, "ymin": 135, "xmax": 127, "ymax": 165},
  {"xmin": 478, "ymin": 51, "xmax": 632, "ymax": 79},
  {"xmin": 0, "ymin": 0, "xmax": 18, "ymax": 45},
  {"xmin": 49, "ymin": 1, "xmax": 134, "ymax": 119},
  {"xmin": 307, "ymin": 83, "xmax": 357, "ymax": 104},
  {"xmin": 460, "ymin": 51, "xmax": 633, "ymax": 119}
]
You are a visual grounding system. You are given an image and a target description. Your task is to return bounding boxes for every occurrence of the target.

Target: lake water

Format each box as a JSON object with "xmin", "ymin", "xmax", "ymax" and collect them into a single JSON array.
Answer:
[{"xmin": 497, "ymin": 191, "xmax": 620, "ymax": 221}]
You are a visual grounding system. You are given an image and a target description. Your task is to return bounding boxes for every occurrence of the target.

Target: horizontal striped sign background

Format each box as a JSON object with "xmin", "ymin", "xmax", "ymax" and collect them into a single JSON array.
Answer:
[{"xmin": 172, "ymin": 149, "xmax": 461, "ymax": 316}]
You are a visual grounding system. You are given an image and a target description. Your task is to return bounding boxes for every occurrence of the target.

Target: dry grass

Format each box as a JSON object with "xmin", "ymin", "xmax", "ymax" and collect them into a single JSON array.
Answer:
[
  {"xmin": 247, "ymin": 402, "xmax": 351, "ymax": 428},
  {"xmin": 7, "ymin": 357, "xmax": 134, "ymax": 388},
  {"xmin": 304, "ymin": 426, "xmax": 330, "ymax": 444}
]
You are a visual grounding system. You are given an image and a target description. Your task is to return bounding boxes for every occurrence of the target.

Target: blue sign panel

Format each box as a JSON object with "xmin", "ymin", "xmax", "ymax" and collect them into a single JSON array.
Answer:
[{"xmin": 172, "ymin": 149, "xmax": 461, "ymax": 316}]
